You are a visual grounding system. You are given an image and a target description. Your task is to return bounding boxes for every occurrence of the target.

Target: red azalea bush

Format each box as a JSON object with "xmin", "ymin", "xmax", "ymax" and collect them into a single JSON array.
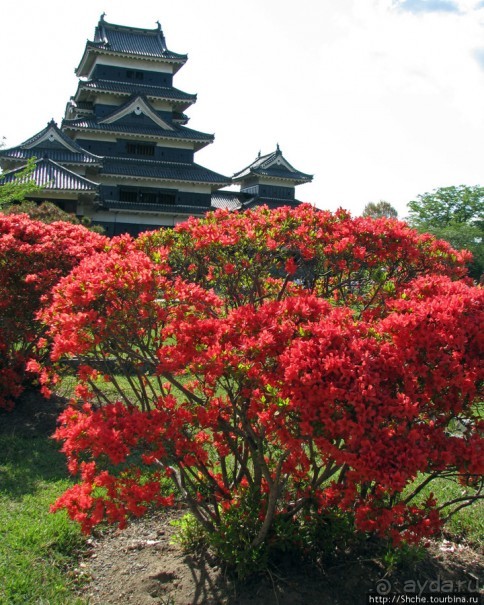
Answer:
[
  {"xmin": 39, "ymin": 205, "xmax": 483, "ymax": 573},
  {"xmin": 138, "ymin": 204, "xmax": 471, "ymax": 313},
  {"xmin": 0, "ymin": 214, "xmax": 107, "ymax": 409}
]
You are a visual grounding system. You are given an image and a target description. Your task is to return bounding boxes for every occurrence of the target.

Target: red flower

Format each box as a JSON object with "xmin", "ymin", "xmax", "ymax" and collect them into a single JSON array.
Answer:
[{"xmin": 285, "ymin": 257, "xmax": 298, "ymax": 275}]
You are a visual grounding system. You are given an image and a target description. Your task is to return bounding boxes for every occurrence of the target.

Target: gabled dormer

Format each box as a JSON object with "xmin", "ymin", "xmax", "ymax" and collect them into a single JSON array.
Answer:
[
  {"xmin": 0, "ymin": 120, "xmax": 102, "ymax": 172},
  {"xmin": 97, "ymin": 95, "xmax": 174, "ymax": 130}
]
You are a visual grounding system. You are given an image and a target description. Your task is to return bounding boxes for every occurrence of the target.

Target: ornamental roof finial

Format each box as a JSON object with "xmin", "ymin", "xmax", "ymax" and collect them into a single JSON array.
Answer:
[
  {"xmin": 276, "ymin": 143, "xmax": 281, "ymax": 154},
  {"xmin": 98, "ymin": 13, "xmax": 108, "ymax": 44},
  {"xmin": 156, "ymin": 20, "xmax": 167, "ymax": 50},
  {"xmin": 257, "ymin": 150, "xmax": 261, "ymax": 158}
]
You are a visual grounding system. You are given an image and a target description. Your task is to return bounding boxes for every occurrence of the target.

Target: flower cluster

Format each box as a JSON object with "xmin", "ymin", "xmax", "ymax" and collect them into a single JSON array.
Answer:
[
  {"xmin": 0, "ymin": 214, "xmax": 107, "ymax": 408},
  {"xmin": 138, "ymin": 204, "xmax": 470, "ymax": 314}
]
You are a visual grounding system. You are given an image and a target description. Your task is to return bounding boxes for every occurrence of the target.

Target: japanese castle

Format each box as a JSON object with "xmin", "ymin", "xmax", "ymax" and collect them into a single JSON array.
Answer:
[{"xmin": 0, "ymin": 16, "xmax": 312, "ymax": 236}]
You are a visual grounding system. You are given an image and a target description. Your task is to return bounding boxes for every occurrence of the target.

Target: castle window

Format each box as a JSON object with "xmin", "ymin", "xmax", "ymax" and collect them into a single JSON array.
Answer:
[
  {"xmin": 119, "ymin": 189, "xmax": 138, "ymax": 203},
  {"xmin": 126, "ymin": 70, "xmax": 144, "ymax": 80},
  {"xmin": 118, "ymin": 189, "xmax": 176, "ymax": 206},
  {"xmin": 159, "ymin": 192, "xmax": 176, "ymax": 205},
  {"xmin": 140, "ymin": 192, "xmax": 157, "ymax": 204},
  {"xmin": 126, "ymin": 142, "xmax": 155, "ymax": 156}
]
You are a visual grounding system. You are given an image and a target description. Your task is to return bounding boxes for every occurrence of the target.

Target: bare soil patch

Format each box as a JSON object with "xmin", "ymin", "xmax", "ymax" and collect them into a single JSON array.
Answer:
[
  {"xmin": 76, "ymin": 510, "xmax": 483, "ymax": 605},
  {"xmin": 2, "ymin": 390, "xmax": 483, "ymax": 605}
]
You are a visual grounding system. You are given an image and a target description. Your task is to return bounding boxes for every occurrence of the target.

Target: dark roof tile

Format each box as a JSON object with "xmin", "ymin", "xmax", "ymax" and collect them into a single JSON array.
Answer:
[
  {"xmin": 62, "ymin": 118, "xmax": 214, "ymax": 144},
  {"xmin": 210, "ymin": 191, "xmax": 246, "ymax": 211},
  {"xmin": 242, "ymin": 197, "xmax": 303, "ymax": 209},
  {"xmin": 91, "ymin": 18, "xmax": 187, "ymax": 61},
  {"xmin": 0, "ymin": 158, "xmax": 98, "ymax": 192},
  {"xmin": 76, "ymin": 80, "xmax": 196, "ymax": 104},
  {"xmin": 101, "ymin": 200, "xmax": 208, "ymax": 215},
  {"xmin": 0, "ymin": 148, "xmax": 100, "ymax": 165},
  {"xmin": 101, "ymin": 157, "xmax": 229, "ymax": 185}
]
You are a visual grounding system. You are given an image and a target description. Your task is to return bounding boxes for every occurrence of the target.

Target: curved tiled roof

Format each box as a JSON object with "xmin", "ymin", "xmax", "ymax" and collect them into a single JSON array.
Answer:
[
  {"xmin": 0, "ymin": 158, "xmax": 98, "ymax": 192},
  {"xmin": 76, "ymin": 17, "xmax": 187, "ymax": 76},
  {"xmin": 210, "ymin": 191, "xmax": 246, "ymax": 211},
  {"xmin": 75, "ymin": 80, "xmax": 197, "ymax": 105},
  {"xmin": 101, "ymin": 200, "xmax": 207, "ymax": 215},
  {"xmin": 62, "ymin": 118, "xmax": 214, "ymax": 146},
  {"xmin": 101, "ymin": 157, "xmax": 229, "ymax": 185},
  {"xmin": 242, "ymin": 197, "xmax": 303, "ymax": 210},
  {"xmin": 0, "ymin": 148, "xmax": 101, "ymax": 166},
  {"xmin": 250, "ymin": 167, "xmax": 312, "ymax": 181},
  {"xmin": 92, "ymin": 18, "xmax": 187, "ymax": 61}
]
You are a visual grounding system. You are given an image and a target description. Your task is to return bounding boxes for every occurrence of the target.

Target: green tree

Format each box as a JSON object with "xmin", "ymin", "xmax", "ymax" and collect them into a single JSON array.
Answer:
[
  {"xmin": 407, "ymin": 186, "xmax": 484, "ymax": 280},
  {"xmin": 362, "ymin": 200, "xmax": 398, "ymax": 218},
  {"xmin": 0, "ymin": 158, "xmax": 40, "ymax": 207},
  {"xmin": 0, "ymin": 156, "xmax": 104, "ymax": 231}
]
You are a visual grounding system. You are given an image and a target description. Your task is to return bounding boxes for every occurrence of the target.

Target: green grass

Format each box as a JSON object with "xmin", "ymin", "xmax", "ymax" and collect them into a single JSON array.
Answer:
[
  {"xmin": 406, "ymin": 474, "xmax": 484, "ymax": 547},
  {"xmin": 57, "ymin": 371, "xmax": 167, "ymax": 406},
  {"xmin": 0, "ymin": 432, "xmax": 87, "ymax": 605}
]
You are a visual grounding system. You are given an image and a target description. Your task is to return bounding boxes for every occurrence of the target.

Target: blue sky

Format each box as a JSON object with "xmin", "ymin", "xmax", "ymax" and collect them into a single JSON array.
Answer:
[
  {"xmin": 1, "ymin": 0, "xmax": 484, "ymax": 217},
  {"xmin": 397, "ymin": 0, "xmax": 461, "ymax": 13}
]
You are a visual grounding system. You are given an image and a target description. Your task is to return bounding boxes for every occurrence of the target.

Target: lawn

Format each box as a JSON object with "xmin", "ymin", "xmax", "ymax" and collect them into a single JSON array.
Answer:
[
  {"xmin": 0, "ymin": 396, "xmax": 87, "ymax": 605},
  {"xmin": 407, "ymin": 475, "xmax": 483, "ymax": 548}
]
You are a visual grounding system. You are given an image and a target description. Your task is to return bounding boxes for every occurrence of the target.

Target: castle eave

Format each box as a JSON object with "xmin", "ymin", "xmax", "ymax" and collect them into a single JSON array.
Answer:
[
  {"xmin": 75, "ymin": 80, "xmax": 197, "ymax": 109},
  {"xmin": 76, "ymin": 46, "xmax": 187, "ymax": 78},
  {"xmin": 233, "ymin": 172, "xmax": 312, "ymax": 185},
  {"xmin": 100, "ymin": 157, "xmax": 230, "ymax": 186},
  {"xmin": 100, "ymin": 200, "xmax": 208, "ymax": 216},
  {"xmin": 62, "ymin": 122, "xmax": 214, "ymax": 150}
]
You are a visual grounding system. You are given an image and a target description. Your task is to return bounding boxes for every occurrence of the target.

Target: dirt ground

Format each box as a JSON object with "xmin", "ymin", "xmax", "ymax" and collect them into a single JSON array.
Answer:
[
  {"xmin": 4, "ymin": 391, "xmax": 483, "ymax": 605},
  {"xmin": 75, "ymin": 508, "xmax": 483, "ymax": 605}
]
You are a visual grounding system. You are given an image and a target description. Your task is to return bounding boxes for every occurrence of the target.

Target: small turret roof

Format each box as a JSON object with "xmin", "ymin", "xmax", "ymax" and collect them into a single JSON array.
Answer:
[
  {"xmin": 0, "ymin": 157, "xmax": 98, "ymax": 193},
  {"xmin": 76, "ymin": 16, "xmax": 187, "ymax": 76},
  {"xmin": 232, "ymin": 145, "xmax": 313, "ymax": 184},
  {"xmin": 0, "ymin": 120, "xmax": 102, "ymax": 166}
]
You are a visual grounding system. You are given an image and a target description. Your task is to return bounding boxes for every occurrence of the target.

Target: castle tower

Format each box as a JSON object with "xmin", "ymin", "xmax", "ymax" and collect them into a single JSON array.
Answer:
[
  {"xmin": 61, "ymin": 15, "xmax": 230, "ymax": 234},
  {"xmin": 0, "ymin": 18, "xmax": 314, "ymax": 230}
]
